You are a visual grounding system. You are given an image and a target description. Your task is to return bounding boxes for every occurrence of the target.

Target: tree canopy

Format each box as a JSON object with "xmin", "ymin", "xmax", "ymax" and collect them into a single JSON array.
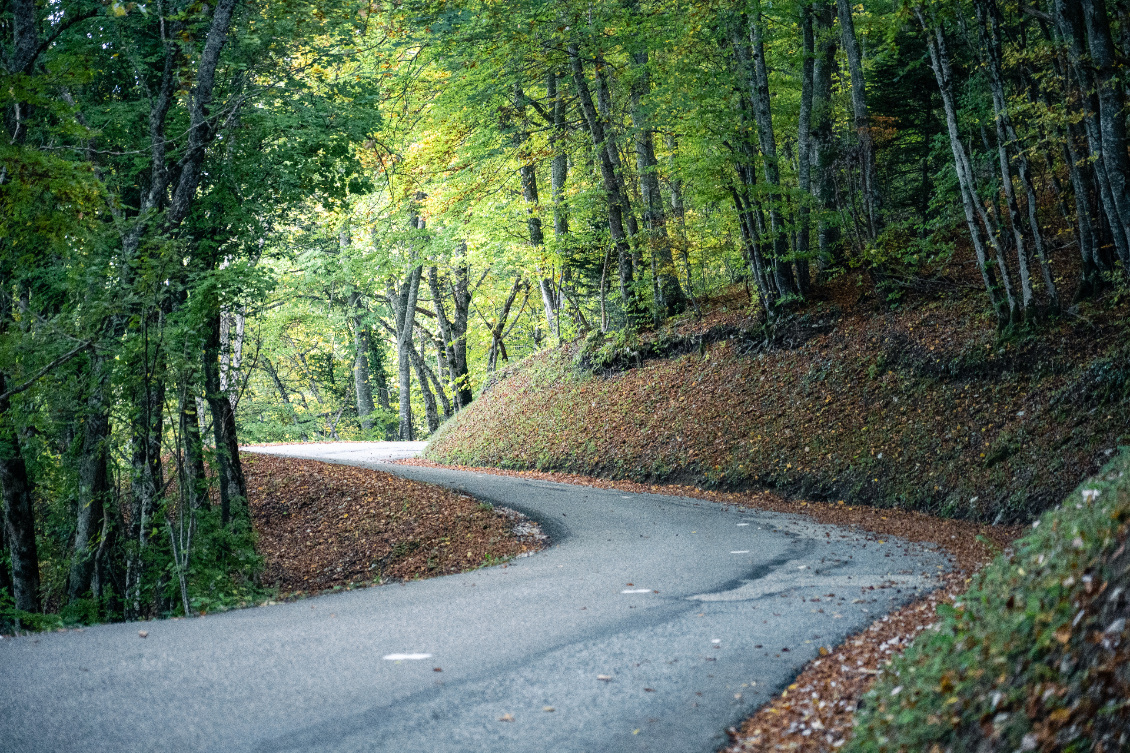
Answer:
[{"xmin": 3, "ymin": 0, "xmax": 1129, "ymax": 624}]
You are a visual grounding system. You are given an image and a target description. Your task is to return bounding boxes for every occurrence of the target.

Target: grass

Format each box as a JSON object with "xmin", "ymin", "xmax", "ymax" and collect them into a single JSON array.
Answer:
[{"xmin": 847, "ymin": 448, "xmax": 1130, "ymax": 751}]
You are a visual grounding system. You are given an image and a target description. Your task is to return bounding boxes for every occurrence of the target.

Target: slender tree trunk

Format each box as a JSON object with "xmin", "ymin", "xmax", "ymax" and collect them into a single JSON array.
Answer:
[
  {"xmin": 125, "ymin": 327, "xmax": 166, "ymax": 619},
  {"xmin": 1081, "ymin": 0, "xmax": 1130, "ymax": 270},
  {"xmin": 1055, "ymin": 0, "xmax": 1130, "ymax": 268},
  {"xmin": 593, "ymin": 59, "xmax": 641, "ymax": 241},
  {"xmin": 569, "ymin": 44, "xmax": 643, "ymax": 326},
  {"xmin": 549, "ymin": 70, "xmax": 570, "ymax": 241},
  {"xmin": 180, "ymin": 383, "xmax": 208, "ymax": 510},
  {"xmin": 836, "ymin": 0, "xmax": 883, "ymax": 241},
  {"xmin": 630, "ymin": 47, "xmax": 686, "ymax": 317},
  {"xmin": 408, "ymin": 335, "xmax": 440, "ymax": 434},
  {"xmin": 487, "ymin": 276, "xmax": 524, "ymax": 375},
  {"xmin": 976, "ymin": 0, "xmax": 1034, "ymax": 315},
  {"xmin": 429, "ymin": 263, "xmax": 472, "ymax": 410},
  {"xmin": 796, "ymin": 0, "xmax": 815, "ymax": 294},
  {"xmin": 204, "ymin": 311, "xmax": 245, "ymax": 527},
  {"xmin": 812, "ymin": 1, "xmax": 840, "ymax": 266},
  {"xmin": 740, "ymin": 10, "xmax": 796, "ymax": 298},
  {"xmin": 392, "ymin": 268, "xmax": 422, "ymax": 441},
  {"xmin": 512, "ymin": 84, "xmax": 558, "ymax": 336},
  {"xmin": 349, "ymin": 292, "xmax": 376, "ymax": 432},
  {"xmin": 69, "ymin": 366, "xmax": 111, "ymax": 602},
  {"xmin": 918, "ymin": 8, "xmax": 1008, "ymax": 327},
  {"xmin": 0, "ymin": 375, "xmax": 39, "ymax": 614}
]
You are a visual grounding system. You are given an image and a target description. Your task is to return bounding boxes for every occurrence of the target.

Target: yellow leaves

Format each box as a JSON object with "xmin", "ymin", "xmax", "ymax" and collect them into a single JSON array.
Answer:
[{"xmin": 1054, "ymin": 626, "xmax": 1072, "ymax": 644}]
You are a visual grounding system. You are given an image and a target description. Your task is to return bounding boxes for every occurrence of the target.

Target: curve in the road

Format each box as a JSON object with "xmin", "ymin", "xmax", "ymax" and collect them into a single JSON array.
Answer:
[{"xmin": 0, "ymin": 442, "xmax": 948, "ymax": 753}]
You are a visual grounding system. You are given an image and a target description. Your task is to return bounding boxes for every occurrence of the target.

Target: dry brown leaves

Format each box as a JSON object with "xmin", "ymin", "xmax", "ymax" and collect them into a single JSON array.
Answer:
[
  {"xmin": 243, "ymin": 453, "xmax": 540, "ymax": 597},
  {"xmin": 396, "ymin": 458, "xmax": 1022, "ymax": 752}
]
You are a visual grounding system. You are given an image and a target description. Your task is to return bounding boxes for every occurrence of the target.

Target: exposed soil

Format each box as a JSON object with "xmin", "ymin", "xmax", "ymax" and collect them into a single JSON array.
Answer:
[
  {"xmin": 243, "ymin": 453, "xmax": 544, "ymax": 597},
  {"xmin": 396, "ymin": 457, "xmax": 1022, "ymax": 752}
]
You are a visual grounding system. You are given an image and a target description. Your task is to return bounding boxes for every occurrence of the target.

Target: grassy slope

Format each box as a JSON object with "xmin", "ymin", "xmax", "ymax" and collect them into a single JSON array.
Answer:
[
  {"xmin": 428, "ymin": 284, "xmax": 1130, "ymax": 523},
  {"xmin": 848, "ymin": 448, "xmax": 1130, "ymax": 751}
]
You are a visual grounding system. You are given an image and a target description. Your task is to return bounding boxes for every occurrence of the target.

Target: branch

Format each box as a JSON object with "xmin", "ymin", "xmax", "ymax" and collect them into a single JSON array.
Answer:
[
  {"xmin": 0, "ymin": 341, "xmax": 91, "ymax": 405},
  {"xmin": 24, "ymin": 8, "xmax": 100, "ymax": 74}
]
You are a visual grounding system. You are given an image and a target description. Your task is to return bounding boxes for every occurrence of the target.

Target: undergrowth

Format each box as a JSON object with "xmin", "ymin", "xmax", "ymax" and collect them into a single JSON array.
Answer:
[{"xmin": 848, "ymin": 449, "xmax": 1130, "ymax": 751}]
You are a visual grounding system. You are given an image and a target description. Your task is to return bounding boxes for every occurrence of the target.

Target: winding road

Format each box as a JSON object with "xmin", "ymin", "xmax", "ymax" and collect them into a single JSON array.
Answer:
[{"xmin": 0, "ymin": 442, "xmax": 947, "ymax": 753}]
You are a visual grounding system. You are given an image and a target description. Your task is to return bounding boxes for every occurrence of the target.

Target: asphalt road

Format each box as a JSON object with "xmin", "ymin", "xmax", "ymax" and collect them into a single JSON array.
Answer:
[{"xmin": 0, "ymin": 442, "xmax": 947, "ymax": 753}]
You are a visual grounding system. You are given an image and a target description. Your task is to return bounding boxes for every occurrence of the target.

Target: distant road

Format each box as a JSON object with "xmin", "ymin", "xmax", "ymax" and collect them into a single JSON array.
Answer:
[{"xmin": 1, "ymin": 442, "xmax": 946, "ymax": 753}]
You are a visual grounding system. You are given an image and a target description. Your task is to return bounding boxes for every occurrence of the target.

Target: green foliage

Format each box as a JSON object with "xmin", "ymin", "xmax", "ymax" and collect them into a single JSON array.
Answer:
[{"xmin": 849, "ymin": 449, "xmax": 1130, "ymax": 751}]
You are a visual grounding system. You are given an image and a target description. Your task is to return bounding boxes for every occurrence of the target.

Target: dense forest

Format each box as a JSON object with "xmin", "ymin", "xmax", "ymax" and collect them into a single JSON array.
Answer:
[{"xmin": 2, "ymin": 0, "xmax": 1129, "ymax": 625}]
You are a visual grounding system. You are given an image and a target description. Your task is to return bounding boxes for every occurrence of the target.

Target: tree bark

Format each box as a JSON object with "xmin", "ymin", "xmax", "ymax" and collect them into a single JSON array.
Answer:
[
  {"xmin": 486, "ymin": 276, "xmax": 525, "ymax": 375},
  {"xmin": 349, "ymin": 292, "xmax": 376, "ymax": 432},
  {"xmin": 836, "ymin": 0, "xmax": 884, "ymax": 241},
  {"xmin": 796, "ymin": 0, "xmax": 815, "ymax": 294},
  {"xmin": 1054, "ymin": 0, "xmax": 1130, "ymax": 268},
  {"xmin": 742, "ymin": 9, "xmax": 797, "ymax": 298},
  {"xmin": 204, "ymin": 311, "xmax": 245, "ymax": 528},
  {"xmin": 1081, "ymin": 0, "xmax": 1130, "ymax": 269},
  {"xmin": 918, "ymin": 8, "xmax": 1009, "ymax": 327},
  {"xmin": 408, "ymin": 334, "xmax": 440, "ymax": 434},
  {"xmin": 630, "ymin": 46, "xmax": 686, "ymax": 317},
  {"xmin": 975, "ymin": 0, "xmax": 1035, "ymax": 314},
  {"xmin": 812, "ymin": 1, "xmax": 841, "ymax": 266},
  {"xmin": 569, "ymin": 44, "xmax": 643, "ymax": 326},
  {"xmin": 512, "ymin": 84, "xmax": 558, "ymax": 336},
  {"xmin": 428, "ymin": 263, "xmax": 472, "ymax": 410},
  {"xmin": 0, "ymin": 375, "xmax": 39, "ymax": 614},
  {"xmin": 68, "ymin": 369, "xmax": 110, "ymax": 602}
]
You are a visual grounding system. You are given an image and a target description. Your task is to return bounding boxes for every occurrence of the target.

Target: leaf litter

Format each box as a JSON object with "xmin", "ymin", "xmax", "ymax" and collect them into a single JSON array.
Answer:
[{"xmin": 243, "ymin": 453, "xmax": 545, "ymax": 597}]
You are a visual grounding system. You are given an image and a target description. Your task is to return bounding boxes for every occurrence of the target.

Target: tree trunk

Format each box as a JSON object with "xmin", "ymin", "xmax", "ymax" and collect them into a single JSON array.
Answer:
[
  {"xmin": 487, "ymin": 276, "xmax": 525, "ymax": 375},
  {"xmin": 918, "ymin": 8, "xmax": 1009, "ymax": 327},
  {"xmin": 976, "ymin": 0, "xmax": 1035, "ymax": 314},
  {"xmin": 1081, "ymin": 0, "xmax": 1130, "ymax": 270},
  {"xmin": 68, "ymin": 370, "xmax": 110, "ymax": 602},
  {"xmin": 569, "ymin": 44, "xmax": 643, "ymax": 326},
  {"xmin": 512, "ymin": 84, "xmax": 558, "ymax": 336},
  {"xmin": 1055, "ymin": 0, "xmax": 1130, "ymax": 268},
  {"xmin": 796, "ymin": 0, "xmax": 815, "ymax": 294},
  {"xmin": 204, "ymin": 311, "xmax": 246, "ymax": 528},
  {"xmin": 0, "ymin": 375, "xmax": 39, "ymax": 614},
  {"xmin": 392, "ymin": 267, "xmax": 422, "ymax": 441},
  {"xmin": 836, "ymin": 0, "xmax": 883, "ymax": 240},
  {"xmin": 428, "ymin": 263, "xmax": 472, "ymax": 410},
  {"xmin": 742, "ymin": 9, "xmax": 797, "ymax": 298},
  {"xmin": 349, "ymin": 292, "xmax": 376, "ymax": 432},
  {"xmin": 408, "ymin": 334, "xmax": 440, "ymax": 434},
  {"xmin": 630, "ymin": 47, "xmax": 686, "ymax": 317},
  {"xmin": 180, "ymin": 383, "xmax": 208, "ymax": 510},
  {"xmin": 549, "ymin": 70, "xmax": 570, "ymax": 240},
  {"xmin": 812, "ymin": 1, "xmax": 841, "ymax": 266},
  {"xmin": 126, "ymin": 334, "xmax": 166, "ymax": 619}
]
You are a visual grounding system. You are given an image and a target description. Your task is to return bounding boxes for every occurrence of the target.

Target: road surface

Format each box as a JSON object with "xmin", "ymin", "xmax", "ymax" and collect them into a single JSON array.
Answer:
[{"xmin": 0, "ymin": 442, "xmax": 947, "ymax": 753}]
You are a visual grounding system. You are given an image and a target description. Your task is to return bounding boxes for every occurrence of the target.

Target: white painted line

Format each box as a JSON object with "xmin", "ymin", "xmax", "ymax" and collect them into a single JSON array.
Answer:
[
  {"xmin": 730, "ymin": 550, "xmax": 750, "ymax": 554},
  {"xmin": 737, "ymin": 523, "xmax": 750, "ymax": 527},
  {"xmin": 621, "ymin": 588, "xmax": 652, "ymax": 594},
  {"xmin": 383, "ymin": 653, "xmax": 433, "ymax": 661}
]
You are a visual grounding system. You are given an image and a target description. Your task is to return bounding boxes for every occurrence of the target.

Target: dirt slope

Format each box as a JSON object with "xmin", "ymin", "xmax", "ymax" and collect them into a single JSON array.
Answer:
[{"xmin": 428, "ymin": 285, "xmax": 1130, "ymax": 524}]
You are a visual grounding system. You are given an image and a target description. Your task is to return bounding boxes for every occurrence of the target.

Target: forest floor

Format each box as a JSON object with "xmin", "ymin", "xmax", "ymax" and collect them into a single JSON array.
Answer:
[{"xmin": 241, "ymin": 453, "xmax": 545, "ymax": 598}]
